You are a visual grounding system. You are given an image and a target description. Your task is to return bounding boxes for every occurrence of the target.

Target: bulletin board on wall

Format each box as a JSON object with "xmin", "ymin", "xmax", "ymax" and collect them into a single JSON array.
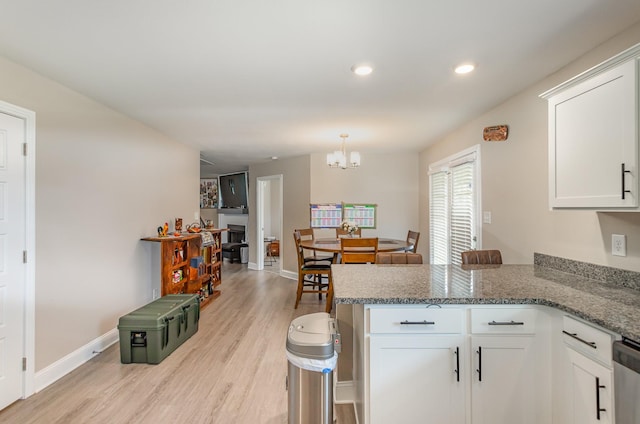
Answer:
[
  {"xmin": 343, "ymin": 203, "xmax": 377, "ymax": 229},
  {"xmin": 309, "ymin": 203, "xmax": 377, "ymax": 229},
  {"xmin": 200, "ymin": 178, "xmax": 218, "ymax": 209},
  {"xmin": 310, "ymin": 203, "xmax": 342, "ymax": 228}
]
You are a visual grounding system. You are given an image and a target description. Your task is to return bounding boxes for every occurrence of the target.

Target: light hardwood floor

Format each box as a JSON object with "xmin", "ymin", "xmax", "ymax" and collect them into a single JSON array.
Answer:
[{"xmin": 0, "ymin": 263, "xmax": 356, "ymax": 424}]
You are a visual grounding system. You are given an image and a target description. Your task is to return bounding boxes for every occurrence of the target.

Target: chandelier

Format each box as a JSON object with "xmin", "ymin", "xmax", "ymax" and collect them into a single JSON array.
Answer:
[{"xmin": 326, "ymin": 134, "xmax": 360, "ymax": 169}]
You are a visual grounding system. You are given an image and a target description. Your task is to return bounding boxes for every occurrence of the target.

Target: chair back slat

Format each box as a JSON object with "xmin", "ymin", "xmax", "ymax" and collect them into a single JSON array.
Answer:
[
  {"xmin": 406, "ymin": 230, "xmax": 420, "ymax": 253},
  {"xmin": 341, "ymin": 237, "xmax": 379, "ymax": 264}
]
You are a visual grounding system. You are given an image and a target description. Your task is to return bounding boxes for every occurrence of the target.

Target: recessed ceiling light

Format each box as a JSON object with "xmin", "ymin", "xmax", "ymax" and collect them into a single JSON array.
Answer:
[
  {"xmin": 351, "ymin": 64, "xmax": 373, "ymax": 76},
  {"xmin": 455, "ymin": 63, "xmax": 475, "ymax": 74}
]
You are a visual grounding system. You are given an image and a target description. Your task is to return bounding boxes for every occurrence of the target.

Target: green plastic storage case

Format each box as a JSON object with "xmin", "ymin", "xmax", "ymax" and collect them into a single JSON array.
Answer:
[{"xmin": 118, "ymin": 294, "xmax": 200, "ymax": 364}]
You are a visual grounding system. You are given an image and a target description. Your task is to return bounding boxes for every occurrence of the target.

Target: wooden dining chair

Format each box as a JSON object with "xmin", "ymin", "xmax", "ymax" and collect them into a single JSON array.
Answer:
[
  {"xmin": 376, "ymin": 252, "xmax": 423, "ymax": 264},
  {"xmin": 460, "ymin": 249, "xmax": 503, "ymax": 264},
  {"xmin": 336, "ymin": 227, "xmax": 362, "ymax": 238},
  {"xmin": 406, "ymin": 230, "xmax": 420, "ymax": 253},
  {"xmin": 293, "ymin": 231, "xmax": 333, "ymax": 312},
  {"xmin": 295, "ymin": 228, "xmax": 334, "ymax": 263},
  {"xmin": 340, "ymin": 237, "xmax": 379, "ymax": 264}
]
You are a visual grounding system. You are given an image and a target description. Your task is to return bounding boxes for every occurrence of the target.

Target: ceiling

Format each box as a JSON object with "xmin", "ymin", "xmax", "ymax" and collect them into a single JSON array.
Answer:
[{"xmin": 2, "ymin": 1, "xmax": 640, "ymax": 175}]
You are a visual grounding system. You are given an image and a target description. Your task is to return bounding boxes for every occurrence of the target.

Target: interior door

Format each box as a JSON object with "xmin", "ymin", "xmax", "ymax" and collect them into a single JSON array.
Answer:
[{"xmin": 0, "ymin": 111, "xmax": 26, "ymax": 409}]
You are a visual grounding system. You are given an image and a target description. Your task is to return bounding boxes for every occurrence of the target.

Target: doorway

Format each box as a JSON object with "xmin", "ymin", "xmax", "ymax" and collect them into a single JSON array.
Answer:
[
  {"xmin": 0, "ymin": 100, "xmax": 36, "ymax": 407},
  {"xmin": 256, "ymin": 175, "xmax": 283, "ymax": 272}
]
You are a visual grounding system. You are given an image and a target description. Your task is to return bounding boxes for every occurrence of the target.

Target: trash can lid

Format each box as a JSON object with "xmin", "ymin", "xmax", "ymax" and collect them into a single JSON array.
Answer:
[{"xmin": 286, "ymin": 312, "xmax": 336, "ymax": 359}]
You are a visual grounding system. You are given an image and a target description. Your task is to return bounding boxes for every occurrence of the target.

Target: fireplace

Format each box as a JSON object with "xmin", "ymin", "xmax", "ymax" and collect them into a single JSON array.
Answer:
[
  {"xmin": 227, "ymin": 224, "xmax": 246, "ymax": 243},
  {"xmin": 222, "ymin": 224, "xmax": 248, "ymax": 263}
]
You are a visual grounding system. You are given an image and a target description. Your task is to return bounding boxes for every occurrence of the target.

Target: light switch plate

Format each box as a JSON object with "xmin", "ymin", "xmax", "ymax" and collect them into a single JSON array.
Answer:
[
  {"xmin": 612, "ymin": 234, "xmax": 626, "ymax": 257},
  {"xmin": 483, "ymin": 211, "xmax": 492, "ymax": 224}
]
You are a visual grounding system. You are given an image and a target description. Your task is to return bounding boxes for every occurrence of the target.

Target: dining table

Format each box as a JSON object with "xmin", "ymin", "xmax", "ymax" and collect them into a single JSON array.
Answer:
[{"xmin": 299, "ymin": 237, "xmax": 413, "ymax": 263}]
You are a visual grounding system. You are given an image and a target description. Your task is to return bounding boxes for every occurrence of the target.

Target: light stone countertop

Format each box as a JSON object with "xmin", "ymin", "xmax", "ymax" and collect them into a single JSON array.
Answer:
[{"xmin": 331, "ymin": 264, "xmax": 640, "ymax": 341}]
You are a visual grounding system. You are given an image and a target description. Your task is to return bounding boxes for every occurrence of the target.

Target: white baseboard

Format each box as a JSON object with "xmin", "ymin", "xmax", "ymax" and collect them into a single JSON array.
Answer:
[
  {"xmin": 281, "ymin": 270, "xmax": 297, "ymax": 280},
  {"xmin": 34, "ymin": 328, "xmax": 119, "ymax": 393},
  {"xmin": 335, "ymin": 380, "xmax": 356, "ymax": 403},
  {"xmin": 249, "ymin": 261, "xmax": 296, "ymax": 281}
]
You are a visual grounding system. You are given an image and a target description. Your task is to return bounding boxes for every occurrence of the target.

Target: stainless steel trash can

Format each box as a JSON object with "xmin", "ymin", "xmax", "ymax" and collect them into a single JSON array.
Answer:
[
  {"xmin": 240, "ymin": 246, "xmax": 248, "ymax": 263},
  {"xmin": 286, "ymin": 312, "xmax": 340, "ymax": 424}
]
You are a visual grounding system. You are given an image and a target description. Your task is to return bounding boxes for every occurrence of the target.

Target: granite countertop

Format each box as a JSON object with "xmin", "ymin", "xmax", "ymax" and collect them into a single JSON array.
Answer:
[{"xmin": 331, "ymin": 263, "xmax": 640, "ymax": 341}]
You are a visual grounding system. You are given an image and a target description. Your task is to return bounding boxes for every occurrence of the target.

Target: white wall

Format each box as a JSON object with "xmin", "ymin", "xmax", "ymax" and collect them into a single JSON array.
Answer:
[
  {"xmin": 0, "ymin": 56, "xmax": 200, "ymax": 371},
  {"xmin": 249, "ymin": 156, "xmax": 311, "ymax": 271},
  {"xmin": 269, "ymin": 180, "xmax": 282, "ymax": 239},
  {"xmin": 247, "ymin": 152, "xmax": 419, "ymax": 273},
  {"xmin": 310, "ymin": 152, "xmax": 419, "ymax": 240},
  {"xmin": 419, "ymin": 23, "xmax": 640, "ymax": 271}
]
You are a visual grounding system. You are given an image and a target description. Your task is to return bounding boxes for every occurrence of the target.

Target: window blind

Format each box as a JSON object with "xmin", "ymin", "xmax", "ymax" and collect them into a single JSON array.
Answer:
[
  {"xmin": 450, "ymin": 162, "xmax": 475, "ymax": 265},
  {"xmin": 429, "ymin": 171, "xmax": 449, "ymax": 265},
  {"xmin": 429, "ymin": 147, "xmax": 479, "ymax": 265}
]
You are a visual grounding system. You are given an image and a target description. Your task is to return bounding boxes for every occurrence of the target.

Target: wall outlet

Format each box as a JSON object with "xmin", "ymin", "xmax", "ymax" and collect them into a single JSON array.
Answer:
[
  {"xmin": 152, "ymin": 288, "xmax": 160, "ymax": 299},
  {"xmin": 612, "ymin": 234, "xmax": 627, "ymax": 257},
  {"xmin": 483, "ymin": 211, "xmax": 492, "ymax": 224}
]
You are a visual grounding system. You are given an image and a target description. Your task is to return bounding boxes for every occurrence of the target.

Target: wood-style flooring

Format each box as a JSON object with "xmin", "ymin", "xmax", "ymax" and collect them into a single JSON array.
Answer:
[{"xmin": 0, "ymin": 263, "xmax": 356, "ymax": 424}]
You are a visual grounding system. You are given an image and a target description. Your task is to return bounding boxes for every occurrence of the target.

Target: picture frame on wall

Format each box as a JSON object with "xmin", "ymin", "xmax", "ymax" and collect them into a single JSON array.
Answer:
[{"xmin": 200, "ymin": 178, "xmax": 218, "ymax": 209}]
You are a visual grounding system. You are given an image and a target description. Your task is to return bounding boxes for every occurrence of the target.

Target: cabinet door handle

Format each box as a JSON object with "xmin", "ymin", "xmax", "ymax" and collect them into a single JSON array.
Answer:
[
  {"xmin": 622, "ymin": 163, "xmax": 631, "ymax": 200},
  {"xmin": 476, "ymin": 346, "xmax": 482, "ymax": 382},
  {"xmin": 488, "ymin": 320, "xmax": 524, "ymax": 326},
  {"xmin": 562, "ymin": 330, "xmax": 597, "ymax": 349},
  {"xmin": 400, "ymin": 320, "xmax": 435, "ymax": 325},
  {"xmin": 596, "ymin": 377, "xmax": 606, "ymax": 420},
  {"xmin": 454, "ymin": 347, "xmax": 460, "ymax": 382}
]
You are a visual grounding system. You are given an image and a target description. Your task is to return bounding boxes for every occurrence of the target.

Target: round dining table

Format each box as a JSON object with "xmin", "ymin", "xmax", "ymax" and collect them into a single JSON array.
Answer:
[{"xmin": 299, "ymin": 237, "xmax": 413, "ymax": 262}]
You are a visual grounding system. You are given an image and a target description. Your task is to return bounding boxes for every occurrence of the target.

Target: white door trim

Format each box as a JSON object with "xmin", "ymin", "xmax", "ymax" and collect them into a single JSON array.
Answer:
[
  {"xmin": 0, "ymin": 100, "xmax": 36, "ymax": 398},
  {"xmin": 256, "ymin": 180, "xmax": 266, "ymax": 270},
  {"xmin": 255, "ymin": 175, "xmax": 283, "ymax": 273}
]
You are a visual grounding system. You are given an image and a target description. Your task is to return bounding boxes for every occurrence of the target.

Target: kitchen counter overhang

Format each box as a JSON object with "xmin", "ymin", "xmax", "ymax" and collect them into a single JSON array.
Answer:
[{"xmin": 331, "ymin": 264, "xmax": 640, "ymax": 341}]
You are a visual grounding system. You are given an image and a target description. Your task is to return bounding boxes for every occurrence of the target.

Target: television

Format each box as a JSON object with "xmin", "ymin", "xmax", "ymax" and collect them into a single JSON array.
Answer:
[{"xmin": 218, "ymin": 172, "xmax": 249, "ymax": 210}]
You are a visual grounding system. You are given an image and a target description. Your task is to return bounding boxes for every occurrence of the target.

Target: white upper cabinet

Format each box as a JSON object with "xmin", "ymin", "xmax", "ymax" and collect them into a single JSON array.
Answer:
[{"xmin": 541, "ymin": 44, "xmax": 640, "ymax": 209}]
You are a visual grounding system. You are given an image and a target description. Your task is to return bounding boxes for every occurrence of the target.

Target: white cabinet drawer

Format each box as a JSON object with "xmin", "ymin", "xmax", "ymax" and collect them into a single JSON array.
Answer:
[
  {"xmin": 470, "ymin": 308, "xmax": 538, "ymax": 334},
  {"xmin": 369, "ymin": 307, "xmax": 464, "ymax": 334},
  {"xmin": 562, "ymin": 315, "xmax": 613, "ymax": 366}
]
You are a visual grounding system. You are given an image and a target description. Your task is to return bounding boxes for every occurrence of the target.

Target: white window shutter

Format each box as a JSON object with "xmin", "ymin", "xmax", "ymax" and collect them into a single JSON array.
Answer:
[
  {"xmin": 430, "ymin": 171, "xmax": 449, "ymax": 265},
  {"xmin": 450, "ymin": 162, "xmax": 475, "ymax": 265},
  {"xmin": 429, "ymin": 146, "xmax": 479, "ymax": 265}
]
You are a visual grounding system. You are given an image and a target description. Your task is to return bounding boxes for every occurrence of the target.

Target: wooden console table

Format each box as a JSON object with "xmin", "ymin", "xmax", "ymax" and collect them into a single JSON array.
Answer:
[{"xmin": 142, "ymin": 229, "xmax": 225, "ymax": 308}]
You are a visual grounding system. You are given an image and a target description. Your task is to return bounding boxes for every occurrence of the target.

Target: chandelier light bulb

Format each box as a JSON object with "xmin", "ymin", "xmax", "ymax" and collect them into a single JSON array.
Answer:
[{"xmin": 327, "ymin": 134, "xmax": 360, "ymax": 169}]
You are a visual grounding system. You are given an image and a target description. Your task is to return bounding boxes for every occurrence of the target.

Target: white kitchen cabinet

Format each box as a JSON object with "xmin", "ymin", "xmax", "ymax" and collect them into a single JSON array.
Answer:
[
  {"xmin": 369, "ymin": 335, "xmax": 466, "ymax": 424},
  {"xmin": 565, "ymin": 347, "xmax": 614, "ymax": 424},
  {"xmin": 366, "ymin": 306, "xmax": 465, "ymax": 424},
  {"xmin": 470, "ymin": 336, "xmax": 537, "ymax": 424},
  {"xmin": 364, "ymin": 305, "xmax": 550, "ymax": 424},
  {"xmin": 540, "ymin": 45, "xmax": 640, "ymax": 209},
  {"xmin": 469, "ymin": 307, "xmax": 549, "ymax": 424},
  {"xmin": 554, "ymin": 315, "xmax": 616, "ymax": 424}
]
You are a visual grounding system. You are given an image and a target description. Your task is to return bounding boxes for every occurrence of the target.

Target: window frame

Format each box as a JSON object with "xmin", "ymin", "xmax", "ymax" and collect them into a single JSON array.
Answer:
[{"xmin": 428, "ymin": 145, "xmax": 482, "ymax": 264}]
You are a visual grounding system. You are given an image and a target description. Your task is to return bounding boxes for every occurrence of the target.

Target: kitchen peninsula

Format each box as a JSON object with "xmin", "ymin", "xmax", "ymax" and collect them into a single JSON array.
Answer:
[{"xmin": 332, "ymin": 255, "xmax": 640, "ymax": 424}]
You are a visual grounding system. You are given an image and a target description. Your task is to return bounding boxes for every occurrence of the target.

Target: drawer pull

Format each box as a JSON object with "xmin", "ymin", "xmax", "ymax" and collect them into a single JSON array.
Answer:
[
  {"xmin": 488, "ymin": 320, "xmax": 524, "ymax": 326},
  {"xmin": 400, "ymin": 320, "xmax": 435, "ymax": 325},
  {"xmin": 622, "ymin": 163, "xmax": 631, "ymax": 200},
  {"xmin": 454, "ymin": 347, "xmax": 460, "ymax": 382},
  {"xmin": 562, "ymin": 330, "xmax": 597, "ymax": 349},
  {"xmin": 596, "ymin": 377, "xmax": 606, "ymax": 420}
]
